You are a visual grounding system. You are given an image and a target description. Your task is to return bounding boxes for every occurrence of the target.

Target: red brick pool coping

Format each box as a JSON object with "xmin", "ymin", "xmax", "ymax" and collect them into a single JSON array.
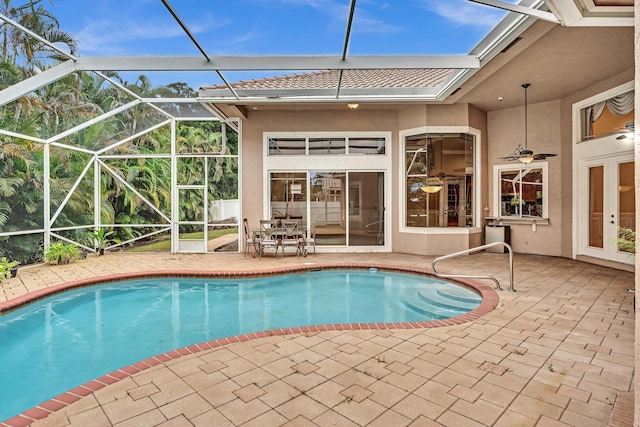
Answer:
[{"xmin": 0, "ymin": 263, "xmax": 500, "ymax": 427}]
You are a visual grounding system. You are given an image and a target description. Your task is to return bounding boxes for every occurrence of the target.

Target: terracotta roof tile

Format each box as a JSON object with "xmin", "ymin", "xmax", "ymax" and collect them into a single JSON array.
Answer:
[{"xmin": 203, "ymin": 69, "xmax": 451, "ymax": 90}]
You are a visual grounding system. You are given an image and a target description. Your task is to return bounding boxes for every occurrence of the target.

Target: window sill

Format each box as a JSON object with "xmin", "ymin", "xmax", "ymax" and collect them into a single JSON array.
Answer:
[{"xmin": 486, "ymin": 217, "xmax": 549, "ymax": 226}]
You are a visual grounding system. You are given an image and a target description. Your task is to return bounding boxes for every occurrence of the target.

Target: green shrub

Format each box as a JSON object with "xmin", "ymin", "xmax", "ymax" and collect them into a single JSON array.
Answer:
[
  {"xmin": 86, "ymin": 227, "xmax": 120, "ymax": 255},
  {"xmin": 44, "ymin": 242, "xmax": 82, "ymax": 265},
  {"xmin": 0, "ymin": 257, "xmax": 19, "ymax": 280}
]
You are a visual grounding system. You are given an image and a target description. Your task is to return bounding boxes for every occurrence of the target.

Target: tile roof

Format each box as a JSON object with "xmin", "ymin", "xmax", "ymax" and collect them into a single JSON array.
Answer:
[{"xmin": 203, "ymin": 68, "xmax": 452, "ymax": 90}]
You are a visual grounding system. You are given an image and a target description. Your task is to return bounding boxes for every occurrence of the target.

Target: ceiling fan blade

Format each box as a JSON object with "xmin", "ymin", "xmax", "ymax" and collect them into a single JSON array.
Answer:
[{"xmin": 533, "ymin": 153, "xmax": 557, "ymax": 160}]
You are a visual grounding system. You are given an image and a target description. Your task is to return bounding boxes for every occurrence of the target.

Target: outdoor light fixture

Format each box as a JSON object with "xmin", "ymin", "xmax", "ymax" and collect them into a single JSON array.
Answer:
[{"xmin": 347, "ymin": 103, "xmax": 359, "ymax": 110}]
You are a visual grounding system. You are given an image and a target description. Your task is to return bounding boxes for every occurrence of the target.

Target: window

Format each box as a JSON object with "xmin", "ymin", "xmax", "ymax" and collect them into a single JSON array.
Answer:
[
  {"xmin": 268, "ymin": 136, "xmax": 385, "ymax": 156},
  {"xmin": 580, "ymin": 90, "xmax": 634, "ymax": 142},
  {"xmin": 494, "ymin": 163, "xmax": 548, "ymax": 219},
  {"xmin": 404, "ymin": 131, "xmax": 476, "ymax": 228},
  {"xmin": 309, "ymin": 138, "xmax": 345, "ymax": 155}
]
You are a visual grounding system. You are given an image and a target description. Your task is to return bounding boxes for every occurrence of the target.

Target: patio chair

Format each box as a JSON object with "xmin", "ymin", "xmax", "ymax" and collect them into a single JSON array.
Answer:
[
  {"xmin": 259, "ymin": 219, "xmax": 280, "ymax": 258},
  {"xmin": 243, "ymin": 218, "xmax": 259, "ymax": 257},
  {"xmin": 281, "ymin": 219, "xmax": 303, "ymax": 256}
]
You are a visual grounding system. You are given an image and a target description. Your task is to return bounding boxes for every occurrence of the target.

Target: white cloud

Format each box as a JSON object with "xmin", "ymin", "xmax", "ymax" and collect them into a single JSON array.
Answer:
[
  {"xmin": 421, "ymin": 0, "xmax": 507, "ymax": 28},
  {"xmin": 72, "ymin": 12, "xmax": 232, "ymax": 56}
]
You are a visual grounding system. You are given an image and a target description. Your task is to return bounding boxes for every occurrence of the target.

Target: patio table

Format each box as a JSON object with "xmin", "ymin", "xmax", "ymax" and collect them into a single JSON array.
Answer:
[{"xmin": 251, "ymin": 227, "xmax": 307, "ymax": 258}]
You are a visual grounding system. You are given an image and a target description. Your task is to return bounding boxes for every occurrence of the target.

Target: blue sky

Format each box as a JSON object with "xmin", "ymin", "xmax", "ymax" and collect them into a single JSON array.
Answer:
[{"xmin": 50, "ymin": 0, "xmax": 510, "ymax": 90}]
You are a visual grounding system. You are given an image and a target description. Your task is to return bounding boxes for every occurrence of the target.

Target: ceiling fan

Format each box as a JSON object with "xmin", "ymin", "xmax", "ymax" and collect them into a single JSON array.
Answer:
[
  {"xmin": 581, "ymin": 121, "xmax": 635, "ymax": 141},
  {"xmin": 616, "ymin": 121, "xmax": 635, "ymax": 139},
  {"xmin": 499, "ymin": 83, "xmax": 557, "ymax": 163}
]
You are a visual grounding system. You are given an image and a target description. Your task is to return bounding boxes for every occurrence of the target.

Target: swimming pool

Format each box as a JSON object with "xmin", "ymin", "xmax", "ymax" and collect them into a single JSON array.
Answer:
[{"xmin": 0, "ymin": 269, "xmax": 483, "ymax": 422}]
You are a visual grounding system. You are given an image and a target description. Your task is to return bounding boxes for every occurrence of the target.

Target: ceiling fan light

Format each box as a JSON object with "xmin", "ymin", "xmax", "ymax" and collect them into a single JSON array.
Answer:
[
  {"xmin": 421, "ymin": 184, "xmax": 443, "ymax": 193},
  {"xmin": 420, "ymin": 176, "xmax": 444, "ymax": 193},
  {"xmin": 519, "ymin": 155, "xmax": 534, "ymax": 164}
]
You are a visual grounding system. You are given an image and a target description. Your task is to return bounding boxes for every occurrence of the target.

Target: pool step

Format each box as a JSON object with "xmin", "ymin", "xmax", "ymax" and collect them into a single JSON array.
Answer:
[
  {"xmin": 401, "ymin": 284, "xmax": 481, "ymax": 319},
  {"xmin": 423, "ymin": 287, "xmax": 481, "ymax": 309}
]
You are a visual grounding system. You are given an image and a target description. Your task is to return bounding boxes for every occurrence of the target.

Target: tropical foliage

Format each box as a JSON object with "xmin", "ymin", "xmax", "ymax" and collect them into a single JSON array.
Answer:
[
  {"xmin": 0, "ymin": 256, "xmax": 18, "ymax": 280},
  {"xmin": 0, "ymin": 1, "xmax": 239, "ymax": 263},
  {"xmin": 616, "ymin": 227, "xmax": 636, "ymax": 254},
  {"xmin": 44, "ymin": 241, "xmax": 80, "ymax": 264}
]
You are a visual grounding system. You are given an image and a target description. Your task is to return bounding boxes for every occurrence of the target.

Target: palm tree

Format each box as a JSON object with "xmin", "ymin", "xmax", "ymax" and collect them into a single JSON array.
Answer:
[{"xmin": 8, "ymin": 1, "xmax": 76, "ymax": 73}]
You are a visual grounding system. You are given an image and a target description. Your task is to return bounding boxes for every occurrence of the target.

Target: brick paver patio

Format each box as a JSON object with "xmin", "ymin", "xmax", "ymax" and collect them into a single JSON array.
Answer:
[{"xmin": 0, "ymin": 251, "xmax": 634, "ymax": 426}]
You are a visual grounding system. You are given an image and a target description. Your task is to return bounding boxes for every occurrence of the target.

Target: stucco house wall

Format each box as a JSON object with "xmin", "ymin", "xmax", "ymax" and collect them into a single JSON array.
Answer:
[
  {"xmin": 487, "ymin": 99, "xmax": 562, "ymax": 256},
  {"xmin": 241, "ymin": 108, "xmax": 399, "ymax": 234},
  {"xmin": 239, "ymin": 65, "xmax": 634, "ymax": 264}
]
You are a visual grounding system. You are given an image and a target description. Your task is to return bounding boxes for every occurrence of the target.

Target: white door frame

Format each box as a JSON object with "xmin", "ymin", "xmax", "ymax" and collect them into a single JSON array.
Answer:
[{"xmin": 571, "ymin": 81, "xmax": 635, "ymax": 264}]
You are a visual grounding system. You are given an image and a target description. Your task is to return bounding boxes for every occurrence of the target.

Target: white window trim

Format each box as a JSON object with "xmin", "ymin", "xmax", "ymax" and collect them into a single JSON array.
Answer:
[
  {"xmin": 266, "ymin": 131, "xmax": 387, "ymax": 157},
  {"xmin": 399, "ymin": 126, "xmax": 481, "ymax": 235},
  {"xmin": 571, "ymin": 81, "xmax": 634, "ymax": 147},
  {"xmin": 492, "ymin": 163, "xmax": 549, "ymax": 221},
  {"xmin": 263, "ymin": 131, "xmax": 392, "ymax": 252}
]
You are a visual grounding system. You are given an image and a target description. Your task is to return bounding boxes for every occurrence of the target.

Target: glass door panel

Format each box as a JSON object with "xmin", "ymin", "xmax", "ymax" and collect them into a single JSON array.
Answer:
[
  {"xmin": 581, "ymin": 154, "xmax": 634, "ymax": 265},
  {"xmin": 348, "ymin": 172, "xmax": 384, "ymax": 246},
  {"xmin": 310, "ymin": 172, "xmax": 346, "ymax": 245},
  {"xmin": 617, "ymin": 161, "xmax": 635, "ymax": 253},
  {"xmin": 269, "ymin": 172, "xmax": 307, "ymax": 224},
  {"xmin": 588, "ymin": 165, "xmax": 604, "ymax": 248}
]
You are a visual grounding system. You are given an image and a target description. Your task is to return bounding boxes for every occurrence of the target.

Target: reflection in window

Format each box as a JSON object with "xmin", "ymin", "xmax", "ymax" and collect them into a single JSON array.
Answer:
[
  {"xmin": 580, "ymin": 90, "xmax": 634, "ymax": 141},
  {"xmin": 404, "ymin": 132, "xmax": 475, "ymax": 228},
  {"xmin": 268, "ymin": 138, "xmax": 306, "ymax": 155},
  {"xmin": 309, "ymin": 138, "xmax": 345, "ymax": 154},
  {"xmin": 349, "ymin": 137, "xmax": 385, "ymax": 154},
  {"xmin": 269, "ymin": 172, "xmax": 307, "ymax": 223},
  {"xmin": 268, "ymin": 136, "xmax": 385, "ymax": 156},
  {"xmin": 497, "ymin": 166, "xmax": 546, "ymax": 218}
]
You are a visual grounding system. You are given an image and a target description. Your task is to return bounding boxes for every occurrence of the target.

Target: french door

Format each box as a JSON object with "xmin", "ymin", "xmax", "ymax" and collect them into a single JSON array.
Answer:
[{"xmin": 579, "ymin": 153, "xmax": 635, "ymax": 264}]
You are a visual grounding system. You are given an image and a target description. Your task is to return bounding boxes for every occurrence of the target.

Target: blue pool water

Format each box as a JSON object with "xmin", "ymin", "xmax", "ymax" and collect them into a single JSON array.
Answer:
[{"xmin": 0, "ymin": 269, "xmax": 481, "ymax": 421}]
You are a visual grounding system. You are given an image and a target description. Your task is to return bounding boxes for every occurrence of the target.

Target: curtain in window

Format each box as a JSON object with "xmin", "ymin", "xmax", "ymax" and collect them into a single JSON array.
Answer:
[{"xmin": 589, "ymin": 90, "xmax": 634, "ymax": 122}]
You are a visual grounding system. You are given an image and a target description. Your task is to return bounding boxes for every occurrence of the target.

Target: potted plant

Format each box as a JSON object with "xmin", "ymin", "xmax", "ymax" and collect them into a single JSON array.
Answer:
[
  {"xmin": 44, "ymin": 242, "xmax": 81, "ymax": 265},
  {"xmin": 86, "ymin": 227, "xmax": 119, "ymax": 256},
  {"xmin": 0, "ymin": 257, "xmax": 19, "ymax": 280}
]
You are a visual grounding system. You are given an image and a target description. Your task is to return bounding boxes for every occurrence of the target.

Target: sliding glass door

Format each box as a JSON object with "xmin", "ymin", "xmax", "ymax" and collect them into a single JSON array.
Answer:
[
  {"xmin": 269, "ymin": 171, "xmax": 385, "ymax": 248},
  {"xmin": 310, "ymin": 172, "xmax": 346, "ymax": 245},
  {"xmin": 348, "ymin": 172, "xmax": 384, "ymax": 246},
  {"xmin": 264, "ymin": 132, "xmax": 390, "ymax": 251}
]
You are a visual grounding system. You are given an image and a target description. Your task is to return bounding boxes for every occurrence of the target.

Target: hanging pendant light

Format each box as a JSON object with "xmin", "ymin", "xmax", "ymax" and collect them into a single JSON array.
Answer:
[
  {"xmin": 518, "ymin": 83, "xmax": 534, "ymax": 163},
  {"xmin": 420, "ymin": 139, "xmax": 443, "ymax": 193},
  {"xmin": 499, "ymin": 83, "xmax": 557, "ymax": 163},
  {"xmin": 420, "ymin": 178, "xmax": 443, "ymax": 193}
]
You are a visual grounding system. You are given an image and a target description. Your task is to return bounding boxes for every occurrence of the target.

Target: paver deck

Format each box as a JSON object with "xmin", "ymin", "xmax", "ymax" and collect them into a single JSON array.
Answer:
[{"xmin": 0, "ymin": 251, "xmax": 634, "ymax": 426}]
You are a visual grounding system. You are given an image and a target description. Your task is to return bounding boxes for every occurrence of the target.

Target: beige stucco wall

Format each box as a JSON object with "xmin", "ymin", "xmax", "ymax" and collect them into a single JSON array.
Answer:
[
  {"xmin": 241, "ymin": 104, "xmax": 486, "ymax": 256},
  {"xmin": 238, "ymin": 63, "xmax": 633, "ymax": 260},
  {"xmin": 487, "ymin": 100, "xmax": 562, "ymax": 256},
  {"xmin": 241, "ymin": 108, "xmax": 399, "ymax": 232},
  {"xmin": 394, "ymin": 104, "xmax": 487, "ymax": 255}
]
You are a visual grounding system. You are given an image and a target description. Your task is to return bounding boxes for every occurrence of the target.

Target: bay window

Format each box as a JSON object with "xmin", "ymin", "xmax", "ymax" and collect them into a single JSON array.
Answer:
[{"xmin": 403, "ymin": 131, "xmax": 477, "ymax": 228}]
